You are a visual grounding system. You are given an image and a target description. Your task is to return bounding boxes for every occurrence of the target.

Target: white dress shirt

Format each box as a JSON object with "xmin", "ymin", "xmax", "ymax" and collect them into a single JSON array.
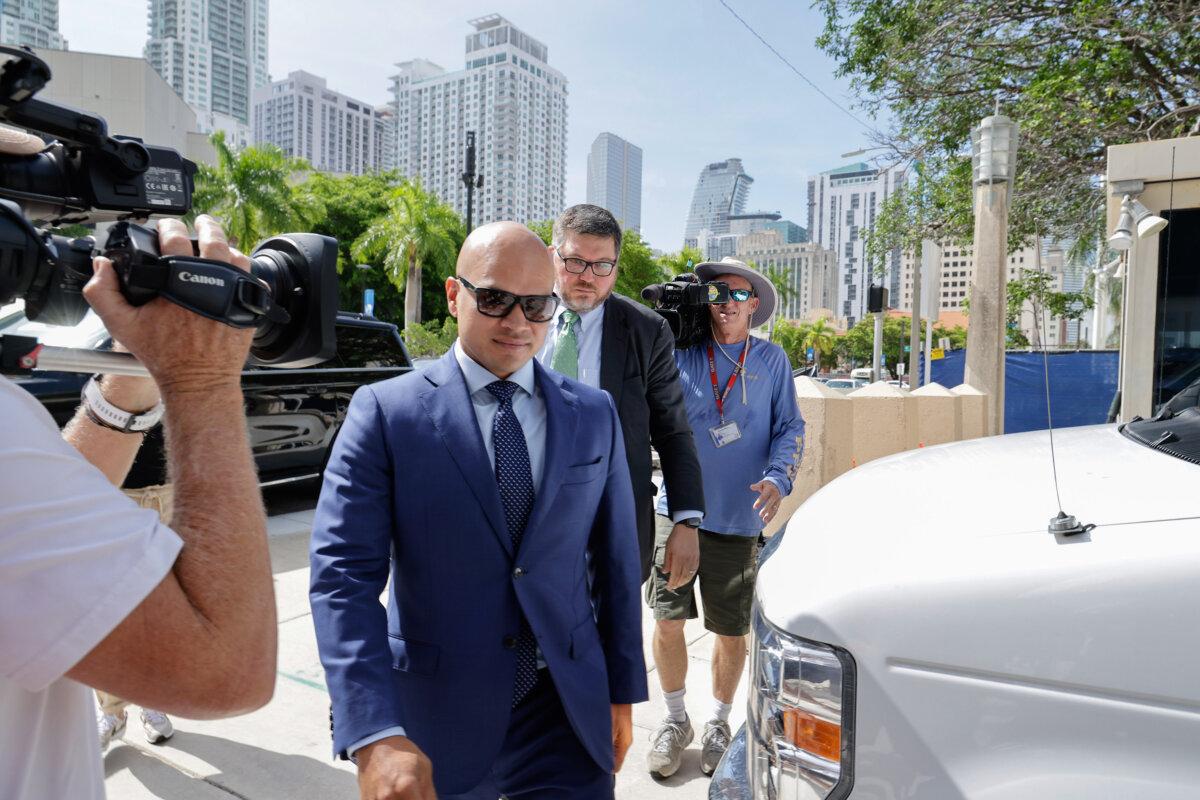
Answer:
[{"xmin": 536, "ymin": 300, "xmax": 605, "ymax": 388}]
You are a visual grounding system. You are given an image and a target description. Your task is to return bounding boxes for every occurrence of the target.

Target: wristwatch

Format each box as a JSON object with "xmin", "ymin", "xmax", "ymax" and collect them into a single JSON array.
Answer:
[
  {"xmin": 82, "ymin": 375, "xmax": 165, "ymax": 433},
  {"xmin": 681, "ymin": 517, "xmax": 702, "ymax": 529}
]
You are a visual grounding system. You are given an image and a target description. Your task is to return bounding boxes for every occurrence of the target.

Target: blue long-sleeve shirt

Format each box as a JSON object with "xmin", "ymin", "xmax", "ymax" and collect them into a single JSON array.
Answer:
[{"xmin": 657, "ymin": 336, "xmax": 804, "ymax": 536}]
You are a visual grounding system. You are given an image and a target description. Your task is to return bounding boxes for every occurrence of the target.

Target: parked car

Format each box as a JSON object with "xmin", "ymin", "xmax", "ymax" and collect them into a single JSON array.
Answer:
[
  {"xmin": 824, "ymin": 378, "xmax": 867, "ymax": 391},
  {"xmin": 711, "ymin": 412, "xmax": 1200, "ymax": 799},
  {"xmin": 3, "ymin": 304, "xmax": 412, "ymax": 487}
]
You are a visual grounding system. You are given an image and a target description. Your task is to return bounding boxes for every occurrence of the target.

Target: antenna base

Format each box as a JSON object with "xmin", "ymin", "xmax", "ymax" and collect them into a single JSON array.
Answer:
[{"xmin": 1048, "ymin": 511, "xmax": 1095, "ymax": 537}]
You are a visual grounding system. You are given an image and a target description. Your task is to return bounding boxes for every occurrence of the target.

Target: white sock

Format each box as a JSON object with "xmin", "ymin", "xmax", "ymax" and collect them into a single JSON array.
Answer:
[
  {"xmin": 712, "ymin": 699, "xmax": 733, "ymax": 723},
  {"xmin": 664, "ymin": 688, "xmax": 687, "ymax": 723}
]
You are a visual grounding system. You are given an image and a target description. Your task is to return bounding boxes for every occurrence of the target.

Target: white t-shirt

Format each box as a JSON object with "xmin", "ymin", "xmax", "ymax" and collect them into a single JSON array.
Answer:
[{"xmin": 0, "ymin": 375, "xmax": 182, "ymax": 800}]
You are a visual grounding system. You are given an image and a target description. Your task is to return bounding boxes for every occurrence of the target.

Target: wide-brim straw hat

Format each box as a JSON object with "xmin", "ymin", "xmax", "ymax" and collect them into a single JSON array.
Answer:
[{"xmin": 694, "ymin": 257, "xmax": 777, "ymax": 328}]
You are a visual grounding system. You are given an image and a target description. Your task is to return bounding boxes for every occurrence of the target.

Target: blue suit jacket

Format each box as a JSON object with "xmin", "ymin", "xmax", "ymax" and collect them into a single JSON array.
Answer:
[{"xmin": 309, "ymin": 350, "xmax": 648, "ymax": 793}]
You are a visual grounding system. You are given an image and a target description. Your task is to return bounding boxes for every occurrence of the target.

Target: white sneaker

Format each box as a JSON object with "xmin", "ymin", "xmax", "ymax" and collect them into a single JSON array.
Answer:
[
  {"xmin": 647, "ymin": 716, "xmax": 694, "ymax": 778},
  {"xmin": 140, "ymin": 709, "xmax": 174, "ymax": 744},
  {"xmin": 97, "ymin": 711, "xmax": 127, "ymax": 753}
]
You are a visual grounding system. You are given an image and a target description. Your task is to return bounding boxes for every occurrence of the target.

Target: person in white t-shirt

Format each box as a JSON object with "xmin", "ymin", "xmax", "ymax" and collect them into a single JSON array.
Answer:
[{"xmin": 0, "ymin": 127, "xmax": 277, "ymax": 800}]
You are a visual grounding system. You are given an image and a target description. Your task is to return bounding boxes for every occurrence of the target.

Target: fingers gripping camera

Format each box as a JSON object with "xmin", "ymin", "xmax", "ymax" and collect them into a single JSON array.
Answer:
[{"xmin": 0, "ymin": 46, "xmax": 340, "ymax": 370}]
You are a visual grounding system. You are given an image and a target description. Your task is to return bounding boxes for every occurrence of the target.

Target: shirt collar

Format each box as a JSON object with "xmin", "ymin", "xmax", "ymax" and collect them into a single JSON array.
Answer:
[
  {"xmin": 553, "ymin": 297, "xmax": 606, "ymax": 333},
  {"xmin": 453, "ymin": 340, "xmax": 537, "ymax": 399}
]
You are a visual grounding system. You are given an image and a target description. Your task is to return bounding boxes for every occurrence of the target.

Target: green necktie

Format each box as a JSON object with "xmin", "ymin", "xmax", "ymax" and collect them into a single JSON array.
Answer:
[{"xmin": 551, "ymin": 309, "xmax": 580, "ymax": 379}]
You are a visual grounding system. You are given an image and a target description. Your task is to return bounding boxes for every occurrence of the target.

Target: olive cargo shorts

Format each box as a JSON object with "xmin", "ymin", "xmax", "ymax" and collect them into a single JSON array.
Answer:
[{"xmin": 646, "ymin": 514, "xmax": 759, "ymax": 636}]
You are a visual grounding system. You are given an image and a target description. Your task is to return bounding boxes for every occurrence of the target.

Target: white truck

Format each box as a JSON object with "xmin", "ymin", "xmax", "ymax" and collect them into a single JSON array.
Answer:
[{"xmin": 710, "ymin": 411, "xmax": 1200, "ymax": 799}]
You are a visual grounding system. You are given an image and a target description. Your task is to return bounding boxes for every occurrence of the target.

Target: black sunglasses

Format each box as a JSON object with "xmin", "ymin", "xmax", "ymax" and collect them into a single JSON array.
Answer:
[
  {"xmin": 455, "ymin": 276, "xmax": 560, "ymax": 323},
  {"xmin": 728, "ymin": 288, "xmax": 756, "ymax": 302}
]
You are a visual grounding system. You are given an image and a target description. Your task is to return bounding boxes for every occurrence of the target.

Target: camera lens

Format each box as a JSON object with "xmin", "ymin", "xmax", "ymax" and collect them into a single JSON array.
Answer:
[{"xmin": 246, "ymin": 233, "xmax": 339, "ymax": 368}]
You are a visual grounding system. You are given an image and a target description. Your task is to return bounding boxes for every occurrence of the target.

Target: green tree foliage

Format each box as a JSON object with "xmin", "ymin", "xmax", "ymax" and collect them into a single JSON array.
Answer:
[
  {"xmin": 190, "ymin": 131, "xmax": 320, "ymax": 249},
  {"xmin": 815, "ymin": 0, "xmax": 1200, "ymax": 255},
  {"xmin": 774, "ymin": 317, "xmax": 839, "ymax": 371},
  {"xmin": 657, "ymin": 246, "xmax": 706, "ymax": 278},
  {"xmin": 299, "ymin": 171, "xmax": 402, "ymax": 319},
  {"xmin": 352, "ymin": 180, "xmax": 464, "ymax": 330},
  {"xmin": 1006, "ymin": 267, "xmax": 1094, "ymax": 349},
  {"xmin": 614, "ymin": 230, "xmax": 667, "ymax": 307},
  {"xmin": 403, "ymin": 317, "xmax": 458, "ymax": 358}
]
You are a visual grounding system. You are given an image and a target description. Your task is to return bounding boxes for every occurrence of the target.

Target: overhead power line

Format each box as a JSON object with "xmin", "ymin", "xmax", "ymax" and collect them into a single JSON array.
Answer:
[{"xmin": 717, "ymin": 0, "xmax": 876, "ymax": 134}]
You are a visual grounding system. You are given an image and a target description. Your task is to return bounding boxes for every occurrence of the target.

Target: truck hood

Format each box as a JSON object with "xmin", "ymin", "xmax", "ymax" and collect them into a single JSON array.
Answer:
[
  {"xmin": 758, "ymin": 423, "xmax": 1200, "ymax": 633},
  {"xmin": 755, "ymin": 424, "xmax": 1200, "ymax": 798}
]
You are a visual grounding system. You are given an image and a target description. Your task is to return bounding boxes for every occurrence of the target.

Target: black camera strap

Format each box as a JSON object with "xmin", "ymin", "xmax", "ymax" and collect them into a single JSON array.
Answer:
[{"xmin": 137, "ymin": 256, "xmax": 291, "ymax": 329}]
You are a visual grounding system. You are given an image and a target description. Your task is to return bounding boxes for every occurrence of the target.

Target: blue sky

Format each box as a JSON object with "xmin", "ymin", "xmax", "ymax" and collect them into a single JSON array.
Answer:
[{"xmin": 61, "ymin": 0, "xmax": 878, "ymax": 251}]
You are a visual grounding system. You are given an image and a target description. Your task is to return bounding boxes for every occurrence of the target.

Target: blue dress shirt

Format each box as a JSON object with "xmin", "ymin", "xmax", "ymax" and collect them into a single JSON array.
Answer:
[{"xmin": 537, "ymin": 300, "xmax": 605, "ymax": 388}]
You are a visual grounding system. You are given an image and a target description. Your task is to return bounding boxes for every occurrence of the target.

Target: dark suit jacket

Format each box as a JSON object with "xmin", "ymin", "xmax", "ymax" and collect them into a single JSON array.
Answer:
[
  {"xmin": 309, "ymin": 352, "xmax": 647, "ymax": 794},
  {"xmin": 600, "ymin": 293, "xmax": 705, "ymax": 579}
]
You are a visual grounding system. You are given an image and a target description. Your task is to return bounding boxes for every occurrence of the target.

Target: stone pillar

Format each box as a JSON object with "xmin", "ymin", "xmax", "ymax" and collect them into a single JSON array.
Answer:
[
  {"xmin": 951, "ymin": 383, "xmax": 988, "ymax": 440},
  {"xmin": 963, "ymin": 180, "xmax": 1008, "ymax": 435},
  {"xmin": 765, "ymin": 377, "xmax": 853, "ymax": 537},
  {"xmin": 848, "ymin": 381, "xmax": 918, "ymax": 466},
  {"xmin": 911, "ymin": 382, "xmax": 962, "ymax": 446}
]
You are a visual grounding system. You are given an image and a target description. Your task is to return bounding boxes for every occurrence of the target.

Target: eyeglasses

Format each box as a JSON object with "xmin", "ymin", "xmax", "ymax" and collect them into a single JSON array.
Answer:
[
  {"xmin": 554, "ymin": 247, "xmax": 616, "ymax": 277},
  {"xmin": 455, "ymin": 276, "xmax": 560, "ymax": 323},
  {"xmin": 728, "ymin": 288, "xmax": 756, "ymax": 302}
]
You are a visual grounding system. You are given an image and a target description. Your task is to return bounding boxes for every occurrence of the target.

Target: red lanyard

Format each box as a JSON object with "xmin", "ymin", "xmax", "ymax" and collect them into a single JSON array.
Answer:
[{"xmin": 706, "ymin": 338, "xmax": 750, "ymax": 423}]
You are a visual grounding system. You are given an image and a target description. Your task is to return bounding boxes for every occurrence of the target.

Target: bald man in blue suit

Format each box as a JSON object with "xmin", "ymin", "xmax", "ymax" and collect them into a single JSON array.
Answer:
[{"xmin": 310, "ymin": 222, "xmax": 647, "ymax": 799}]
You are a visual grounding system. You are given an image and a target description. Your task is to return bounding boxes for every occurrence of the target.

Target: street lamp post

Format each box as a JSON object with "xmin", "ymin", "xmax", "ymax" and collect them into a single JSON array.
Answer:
[
  {"xmin": 461, "ymin": 131, "xmax": 484, "ymax": 234},
  {"xmin": 963, "ymin": 112, "xmax": 1019, "ymax": 435}
]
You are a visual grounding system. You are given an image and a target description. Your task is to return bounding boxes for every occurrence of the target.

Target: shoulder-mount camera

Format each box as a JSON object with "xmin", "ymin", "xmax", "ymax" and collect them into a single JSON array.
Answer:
[
  {"xmin": 641, "ymin": 273, "xmax": 731, "ymax": 350},
  {"xmin": 0, "ymin": 46, "xmax": 338, "ymax": 369}
]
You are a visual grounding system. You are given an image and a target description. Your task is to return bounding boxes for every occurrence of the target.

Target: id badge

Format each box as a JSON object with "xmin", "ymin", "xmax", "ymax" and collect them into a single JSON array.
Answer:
[{"xmin": 709, "ymin": 420, "xmax": 742, "ymax": 448}]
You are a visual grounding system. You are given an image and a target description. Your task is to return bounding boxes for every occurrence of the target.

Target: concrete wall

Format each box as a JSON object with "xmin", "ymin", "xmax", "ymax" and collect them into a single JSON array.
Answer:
[
  {"xmin": 765, "ymin": 377, "xmax": 852, "ymax": 536},
  {"xmin": 911, "ymin": 383, "xmax": 961, "ymax": 446},
  {"xmin": 768, "ymin": 380, "xmax": 990, "ymax": 536}
]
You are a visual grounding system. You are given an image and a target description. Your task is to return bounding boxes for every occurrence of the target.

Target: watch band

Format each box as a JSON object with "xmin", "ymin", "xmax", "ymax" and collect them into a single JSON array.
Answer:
[
  {"xmin": 81, "ymin": 376, "xmax": 165, "ymax": 433},
  {"xmin": 682, "ymin": 517, "xmax": 702, "ymax": 529}
]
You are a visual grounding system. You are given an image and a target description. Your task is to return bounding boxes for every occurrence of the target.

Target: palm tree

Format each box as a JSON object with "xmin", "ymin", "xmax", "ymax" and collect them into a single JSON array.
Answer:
[
  {"xmin": 802, "ymin": 317, "xmax": 837, "ymax": 368},
  {"xmin": 190, "ymin": 131, "xmax": 320, "ymax": 249},
  {"xmin": 351, "ymin": 180, "xmax": 463, "ymax": 329}
]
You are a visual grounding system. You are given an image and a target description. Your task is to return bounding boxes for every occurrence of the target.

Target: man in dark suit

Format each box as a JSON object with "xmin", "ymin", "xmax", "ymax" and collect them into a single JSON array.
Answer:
[
  {"xmin": 536, "ymin": 204, "xmax": 705, "ymax": 589},
  {"xmin": 310, "ymin": 222, "xmax": 647, "ymax": 799}
]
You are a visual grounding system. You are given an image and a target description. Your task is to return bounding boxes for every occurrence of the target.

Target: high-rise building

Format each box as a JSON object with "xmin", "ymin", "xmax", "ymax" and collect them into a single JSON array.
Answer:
[
  {"xmin": 252, "ymin": 70, "xmax": 378, "ymax": 174},
  {"xmin": 729, "ymin": 211, "xmax": 807, "ymax": 243},
  {"xmin": 895, "ymin": 240, "xmax": 1078, "ymax": 347},
  {"xmin": 806, "ymin": 161, "xmax": 904, "ymax": 326},
  {"xmin": 1, "ymin": 0, "xmax": 65, "ymax": 49},
  {"xmin": 586, "ymin": 132, "xmax": 641, "ymax": 232},
  {"xmin": 684, "ymin": 158, "xmax": 752, "ymax": 249},
  {"xmin": 737, "ymin": 231, "xmax": 837, "ymax": 321},
  {"xmin": 374, "ymin": 105, "xmax": 397, "ymax": 173},
  {"xmin": 388, "ymin": 15, "xmax": 568, "ymax": 225},
  {"xmin": 146, "ymin": 0, "xmax": 269, "ymax": 131}
]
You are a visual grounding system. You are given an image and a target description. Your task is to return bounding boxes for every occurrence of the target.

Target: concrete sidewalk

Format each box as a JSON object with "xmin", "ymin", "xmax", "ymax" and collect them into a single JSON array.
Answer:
[{"xmin": 102, "ymin": 510, "xmax": 744, "ymax": 799}]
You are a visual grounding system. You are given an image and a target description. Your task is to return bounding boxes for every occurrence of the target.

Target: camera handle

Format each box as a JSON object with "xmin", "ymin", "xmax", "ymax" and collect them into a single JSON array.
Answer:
[
  {"xmin": 0, "ymin": 334, "xmax": 149, "ymax": 377},
  {"xmin": 122, "ymin": 255, "xmax": 292, "ymax": 329}
]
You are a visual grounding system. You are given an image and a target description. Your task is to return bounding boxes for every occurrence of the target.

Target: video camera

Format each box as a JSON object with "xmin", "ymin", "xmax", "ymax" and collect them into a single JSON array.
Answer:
[
  {"xmin": 641, "ymin": 273, "xmax": 731, "ymax": 350},
  {"xmin": 0, "ymin": 46, "xmax": 338, "ymax": 373}
]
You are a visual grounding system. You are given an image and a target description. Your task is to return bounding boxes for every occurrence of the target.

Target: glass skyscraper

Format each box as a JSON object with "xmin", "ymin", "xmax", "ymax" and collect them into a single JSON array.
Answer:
[
  {"xmin": 586, "ymin": 132, "xmax": 642, "ymax": 233},
  {"xmin": 683, "ymin": 158, "xmax": 753, "ymax": 249}
]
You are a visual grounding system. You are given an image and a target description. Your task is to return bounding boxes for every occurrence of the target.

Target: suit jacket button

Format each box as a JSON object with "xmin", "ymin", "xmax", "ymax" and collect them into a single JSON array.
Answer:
[
  {"xmin": 512, "ymin": 567, "xmax": 525, "ymax": 578},
  {"xmin": 502, "ymin": 635, "xmax": 517, "ymax": 649}
]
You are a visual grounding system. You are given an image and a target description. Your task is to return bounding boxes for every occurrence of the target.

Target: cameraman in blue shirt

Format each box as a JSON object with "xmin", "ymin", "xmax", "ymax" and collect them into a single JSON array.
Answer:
[{"xmin": 646, "ymin": 258, "xmax": 804, "ymax": 779}]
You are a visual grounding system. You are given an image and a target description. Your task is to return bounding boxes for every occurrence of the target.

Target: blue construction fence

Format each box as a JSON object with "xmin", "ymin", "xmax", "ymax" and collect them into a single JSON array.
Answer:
[{"xmin": 917, "ymin": 349, "xmax": 1120, "ymax": 434}]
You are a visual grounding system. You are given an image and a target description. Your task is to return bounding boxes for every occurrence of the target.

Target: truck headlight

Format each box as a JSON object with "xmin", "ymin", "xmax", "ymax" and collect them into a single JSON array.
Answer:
[{"xmin": 748, "ymin": 604, "xmax": 856, "ymax": 799}]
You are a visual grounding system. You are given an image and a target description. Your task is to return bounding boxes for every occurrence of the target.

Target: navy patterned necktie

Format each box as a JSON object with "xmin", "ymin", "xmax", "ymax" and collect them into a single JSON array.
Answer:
[{"xmin": 485, "ymin": 380, "xmax": 539, "ymax": 705}]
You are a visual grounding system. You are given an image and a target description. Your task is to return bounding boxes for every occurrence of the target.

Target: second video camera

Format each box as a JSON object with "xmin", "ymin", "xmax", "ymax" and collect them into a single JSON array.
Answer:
[
  {"xmin": 0, "ymin": 46, "xmax": 338, "ymax": 368},
  {"xmin": 641, "ymin": 273, "xmax": 730, "ymax": 350}
]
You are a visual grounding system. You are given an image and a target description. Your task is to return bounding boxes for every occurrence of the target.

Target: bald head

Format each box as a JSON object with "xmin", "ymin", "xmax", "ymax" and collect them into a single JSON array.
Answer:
[
  {"xmin": 446, "ymin": 221, "xmax": 558, "ymax": 380},
  {"xmin": 456, "ymin": 221, "xmax": 554, "ymax": 283}
]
